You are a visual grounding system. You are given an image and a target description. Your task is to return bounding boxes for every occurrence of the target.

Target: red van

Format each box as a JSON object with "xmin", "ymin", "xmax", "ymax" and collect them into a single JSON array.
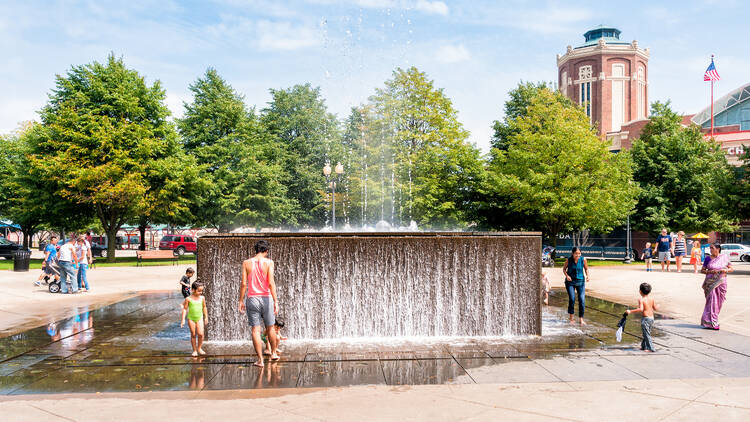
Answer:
[{"xmin": 158, "ymin": 235, "xmax": 197, "ymax": 255}]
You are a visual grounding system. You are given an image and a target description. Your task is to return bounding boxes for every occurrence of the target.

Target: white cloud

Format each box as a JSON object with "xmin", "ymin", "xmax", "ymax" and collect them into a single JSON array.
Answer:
[
  {"xmin": 356, "ymin": 0, "xmax": 397, "ymax": 8},
  {"xmin": 0, "ymin": 98, "xmax": 39, "ymax": 136},
  {"xmin": 212, "ymin": 0, "xmax": 299, "ymax": 18},
  {"xmin": 205, "ymin": 15, "xmax": 322, "ymax": 51},
  {"xmin": 436, "ymin": 44, "xmax": 470, "ymax": 63},
  {"xmin": 311, "ymin": 0, "xmax": 447, "ymax": 15},
  {"xmin": 415, "ymin": 0, "xmax": 449, "ymax": 16},
  {"xmin": 256, "ymin": 20, "xmax": 322, "ymax": 51},
  {"xmin": 464, "ymin": 6, "xmax": 595, "ymax": 36}
]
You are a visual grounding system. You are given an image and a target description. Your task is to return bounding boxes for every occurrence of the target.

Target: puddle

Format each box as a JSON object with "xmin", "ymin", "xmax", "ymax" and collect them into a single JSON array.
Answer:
[{"xmin": 0, "ymin": 289, "xmax": 668, "ymax": 394}]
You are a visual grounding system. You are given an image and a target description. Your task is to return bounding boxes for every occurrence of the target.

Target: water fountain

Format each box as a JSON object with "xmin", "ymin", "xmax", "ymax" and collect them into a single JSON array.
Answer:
[{"xmin": 199, "ymin": 232, "xmax": 541, "ymax": 341}]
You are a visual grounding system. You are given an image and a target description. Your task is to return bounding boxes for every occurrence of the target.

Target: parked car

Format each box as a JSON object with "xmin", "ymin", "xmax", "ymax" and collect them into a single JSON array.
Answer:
[
  {"xmin": 720, "ymin": 243, "xmax": 750, "ymax": 262},
  {"xmin": 0, "ymin": 238, "xmax": 29, "ymax": 259},
  {"xmin": 90, "ymin": 243, "xmax": 107, "ymax": 258},
  {"xmin": 159, "ymin": 235, "xmax": 197, "ymax": 256}
]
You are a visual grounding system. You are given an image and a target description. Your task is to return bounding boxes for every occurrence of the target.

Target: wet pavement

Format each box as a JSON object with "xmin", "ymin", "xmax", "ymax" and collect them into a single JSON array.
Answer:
[{"xmin": 2, "ymin": 289, "xmax": 750, "ymax": 395}]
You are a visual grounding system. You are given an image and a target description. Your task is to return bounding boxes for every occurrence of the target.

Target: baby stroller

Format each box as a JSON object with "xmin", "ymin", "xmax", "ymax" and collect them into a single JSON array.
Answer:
[
  {"xmin": 48, "ymin": 277, "xmax": 61, "ymax": 293},
  {"xmin": 35, "ymin": 261, "xmax": 62, "ymax": 293},
  {"xmin": 542, "ymin": 246, "xmax": 555, "ymax": 267}
]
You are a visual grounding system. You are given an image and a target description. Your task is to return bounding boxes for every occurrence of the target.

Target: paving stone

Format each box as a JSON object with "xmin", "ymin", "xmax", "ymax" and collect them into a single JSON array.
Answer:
[
  {"xmin": 603, "ymin": 354, "xmax": 724, "ymax": 380},
  {"xmin": 534, "ymin": 355, "xmax": 644, "ymax": 382},
  {"xmin": 457, "ymin": 357, "xmax": 562, "ymax": 384}
]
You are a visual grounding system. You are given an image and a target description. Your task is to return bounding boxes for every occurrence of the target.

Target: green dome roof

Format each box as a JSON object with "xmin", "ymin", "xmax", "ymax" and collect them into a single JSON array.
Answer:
[{"xmin": 578, "ymin": 25, "xmax": 629, "ymax": 48}]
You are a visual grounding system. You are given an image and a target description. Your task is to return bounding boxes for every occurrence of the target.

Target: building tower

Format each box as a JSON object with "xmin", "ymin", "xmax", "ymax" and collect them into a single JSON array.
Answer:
[{"xmin": 557, "ymin": 26, "xmax": 649, "ymax": 144}]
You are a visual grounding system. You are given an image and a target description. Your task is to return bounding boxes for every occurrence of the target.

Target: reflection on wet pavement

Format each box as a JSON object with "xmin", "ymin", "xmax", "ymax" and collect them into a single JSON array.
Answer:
[{"xmin": 1, "ymin": 289, "xmax": 749, "ymax": 394}]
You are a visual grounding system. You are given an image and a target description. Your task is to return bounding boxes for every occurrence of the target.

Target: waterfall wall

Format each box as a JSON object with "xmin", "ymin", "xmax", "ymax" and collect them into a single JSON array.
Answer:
[{"xmin": 198, "ymin": 232, "xmax": 541, "ymax": 341}]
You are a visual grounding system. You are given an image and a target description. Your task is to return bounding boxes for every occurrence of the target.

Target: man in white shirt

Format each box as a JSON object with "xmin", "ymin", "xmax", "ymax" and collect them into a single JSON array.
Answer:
[
  {"xmin": 57, "ymin": 236, "xmax": 79, "ymax": 294},
  {"xmin": 76, "ymin": 235, "xmax": 92, "ymax": 292}
]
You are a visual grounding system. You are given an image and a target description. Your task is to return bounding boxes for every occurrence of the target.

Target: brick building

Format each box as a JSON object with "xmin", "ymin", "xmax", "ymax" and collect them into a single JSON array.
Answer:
[
  {"xmin": 555, "ymin": 26, "xmax": 749, "ymax": 250},
  {"xmin": 557, "ymin": 26, "xmax": 649, "ymax": 151}
]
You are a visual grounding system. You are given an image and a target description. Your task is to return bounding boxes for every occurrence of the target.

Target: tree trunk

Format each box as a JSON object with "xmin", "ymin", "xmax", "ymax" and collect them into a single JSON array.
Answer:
[
  {"xmin": 138, "ymin": 224, "xmax": 147, "ymax": 251},
  {"xmin": 106, "ymin": 228, "xmax": 118, "ymax": 263},
  {"xmin": 549, "ymin": 231, "xmax": 558, "ymax": 261}
]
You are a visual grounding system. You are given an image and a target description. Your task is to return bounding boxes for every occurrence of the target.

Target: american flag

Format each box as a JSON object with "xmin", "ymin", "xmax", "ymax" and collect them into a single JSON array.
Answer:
[{"xmin": 704, "ymin": 58, "xmax": 720, "ymax": 81}]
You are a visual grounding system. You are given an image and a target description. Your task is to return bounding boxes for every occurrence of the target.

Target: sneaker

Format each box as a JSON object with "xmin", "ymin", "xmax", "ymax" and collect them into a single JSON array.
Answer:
[{"xmin": 34, "ymin": 281, "xmax": 41, "ymax": 286}]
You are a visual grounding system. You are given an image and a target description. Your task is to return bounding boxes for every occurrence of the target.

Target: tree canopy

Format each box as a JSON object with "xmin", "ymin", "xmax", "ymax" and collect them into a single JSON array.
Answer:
[
  {"xmin": 630, "ymin": 101, "xmax": 737, "ymax": 233},
  {"xmin": 0, "ymin": 127, "xmax": 49, "ymax": 248},
  {"xmin": 486, "ymin": 87, "xmax": 638, "ymax": 243},
  {"xmin": 261, "ymin": 84, "xmax": 341, "ymax": 226},
  {"xmin": 29, "ymin": 55, "xmax": 186, "ymax": 260},
  {"xmin": 342, "ymin": 67, "xmax": 485, "ymax": 228},
  {"xmin": 491, "ymin": 81, "xmax": 566, "ymax": 151},
  {"xmin": 178, "ymin": 69, "xmax": 293, "ymax": 231},
  {"xmin": 5, "ymin": 57, "xmax": 745, "ymax": 245}
]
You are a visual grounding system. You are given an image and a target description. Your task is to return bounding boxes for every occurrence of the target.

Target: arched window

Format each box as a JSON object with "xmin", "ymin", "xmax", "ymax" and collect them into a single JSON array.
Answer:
[
  {"xmin": 611, "ymin": 64, "xmax": 626, "ymax": 131},
  {"xmin": 637, "ymin": 66, "xmax": 646, "ymax": 118}
]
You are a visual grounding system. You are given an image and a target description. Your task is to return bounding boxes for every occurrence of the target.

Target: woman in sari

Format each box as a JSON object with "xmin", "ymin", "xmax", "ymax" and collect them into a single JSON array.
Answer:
[{"xmin": 700, "ymin": 243, "xmax": 734, "ymax": 330}]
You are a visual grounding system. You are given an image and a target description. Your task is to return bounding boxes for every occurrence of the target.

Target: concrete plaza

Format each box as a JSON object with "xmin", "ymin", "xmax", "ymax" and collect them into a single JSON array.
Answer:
[{"xmin": 1, "ymin": 262, "xmax": 749, "ymax": 421}]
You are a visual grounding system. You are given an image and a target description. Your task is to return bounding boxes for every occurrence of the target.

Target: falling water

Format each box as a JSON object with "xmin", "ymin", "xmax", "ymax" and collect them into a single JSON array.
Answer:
[
  {"xmin": 200, "ymin": 233, "xmax": 541, "ymax": 341},
  {"xmin": 362, "ymin": 128, "xmax": 367, "ymax": 224}
]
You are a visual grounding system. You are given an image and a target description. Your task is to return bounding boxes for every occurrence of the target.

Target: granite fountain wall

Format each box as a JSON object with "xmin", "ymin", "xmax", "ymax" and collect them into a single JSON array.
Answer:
[{"xmin": 198, "ymin": 232, "xmax": 541, "ymax": 341}]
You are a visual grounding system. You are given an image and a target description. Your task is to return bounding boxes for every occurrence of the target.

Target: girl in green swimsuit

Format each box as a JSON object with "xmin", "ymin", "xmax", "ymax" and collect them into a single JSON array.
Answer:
[{"xmin": 181, "ymin": 282, "xmax": 208, "ymax": 357}]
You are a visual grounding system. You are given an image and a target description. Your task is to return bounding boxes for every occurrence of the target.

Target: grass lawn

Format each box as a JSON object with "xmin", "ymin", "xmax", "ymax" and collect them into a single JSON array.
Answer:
[
  {"xmin": 0, "ymin": 256, "xmax": 197, "ymax": 271},
  {"xmin": 551, "ymin": 258, "xmax": 644, "ymax": 267}
]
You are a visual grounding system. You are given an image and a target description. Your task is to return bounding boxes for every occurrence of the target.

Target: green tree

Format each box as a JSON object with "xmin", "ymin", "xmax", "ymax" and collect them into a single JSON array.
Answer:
[
  {"xmin": 355, "ymin": 67, "xmax": 485, "ymax": 228},
  {"xmin": 487, "ymin": 88, "xmax": 638, "ymax": 244},
  {"xmin": 0, "ymin": 128, "xmax": 46, "ymax": 248},
  {"xmin": 736, "ymin": 148, "xmax": 750, "ymax": 221},
  {"xmin": 178, "ymin": 69, "xmax": 294, "ymax": 231},
  {"xmin": 492, "ymin": 81, "xmax": 564, "ymax": 151},
  {"xmin": 261, "ymin": 84, "xmax": 342, "ymax": 226},
  {"xmin": 131, "ymin": 150, "xmax": 207, "ymax": 251},
  {"xmin": 0, "ymin": 124, "xmax": 91, "ymax": 248},
  {"xmin": 29, "ymin": 55, "xmax": 184, "ymax": 261},
  {"xmin": 630, "ymin": 101, "xmax": 737, "ymax": 233}
]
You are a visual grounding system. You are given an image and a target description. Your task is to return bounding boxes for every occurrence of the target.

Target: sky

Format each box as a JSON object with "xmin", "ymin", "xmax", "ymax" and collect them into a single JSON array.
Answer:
[{"xmin": 1, "ymin": 0, "xmax": 748, "ymax": 152}]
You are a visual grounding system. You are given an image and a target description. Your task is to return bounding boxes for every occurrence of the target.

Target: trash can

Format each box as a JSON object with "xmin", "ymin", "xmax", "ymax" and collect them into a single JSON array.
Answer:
[{"xmin": 13, "ymin": 249, "xmax": 31, "ymax": 272}]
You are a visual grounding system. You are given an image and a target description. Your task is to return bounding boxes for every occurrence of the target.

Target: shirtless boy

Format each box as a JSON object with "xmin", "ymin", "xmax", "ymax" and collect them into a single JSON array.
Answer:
[
  {"xmin": 238, "ymin": 240, "xmax": 279, "ymax": 367},
  {"xmin": 626, "ymin": 282, "xmax": 659, "ymax": 352}
]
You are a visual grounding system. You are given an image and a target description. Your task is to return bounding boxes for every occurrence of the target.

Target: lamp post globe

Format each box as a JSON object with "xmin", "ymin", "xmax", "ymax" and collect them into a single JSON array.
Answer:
[
  {"xmin": 323, "ymin": 163, "xmax": 332, "ymax": 176},
  {"xmin": 335, "ymin": 162, "xmax": 344, "ymax": 175}
]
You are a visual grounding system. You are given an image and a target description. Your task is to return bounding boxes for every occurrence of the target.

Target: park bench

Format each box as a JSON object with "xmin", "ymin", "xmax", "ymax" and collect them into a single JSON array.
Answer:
[{"xmin": 136, "ymin": 249, "xmax": 178, "ymax": 267}]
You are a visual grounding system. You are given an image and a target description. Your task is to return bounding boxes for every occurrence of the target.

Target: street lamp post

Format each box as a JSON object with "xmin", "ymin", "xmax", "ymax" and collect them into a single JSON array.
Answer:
[
  {"xmin": 323, "ymin": 162, "xmax": 345, "ymax": 230},
  {"xmin": 623, "ymin": 216, "xmax": 632, "ymax": 264}
]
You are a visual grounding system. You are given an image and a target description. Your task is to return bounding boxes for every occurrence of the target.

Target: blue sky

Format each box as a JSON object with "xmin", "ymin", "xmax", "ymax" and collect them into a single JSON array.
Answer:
[{"xmin": 1, "ymin": 0, "xmax": 747, "ymax": 151}]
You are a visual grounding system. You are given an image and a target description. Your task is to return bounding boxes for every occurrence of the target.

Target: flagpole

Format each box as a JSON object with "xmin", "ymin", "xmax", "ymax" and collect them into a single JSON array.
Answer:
[{"xmin": 710, "ymin": 54, "xmax": 715, "ymax": 137}]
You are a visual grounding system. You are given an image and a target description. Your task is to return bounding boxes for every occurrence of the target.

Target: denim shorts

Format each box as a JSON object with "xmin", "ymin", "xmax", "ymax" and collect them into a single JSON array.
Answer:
[{"xmin": 245, "ymin": 296, "xmax": 275, "ymax": 327}]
